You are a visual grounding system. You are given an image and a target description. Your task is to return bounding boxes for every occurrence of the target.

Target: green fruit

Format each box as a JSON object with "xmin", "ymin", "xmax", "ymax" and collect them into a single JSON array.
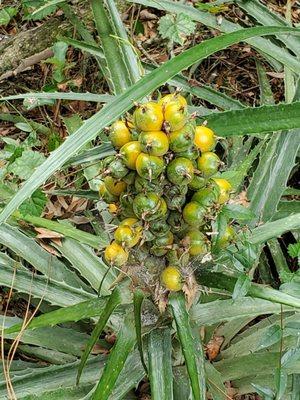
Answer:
[
  {"xmin": 214, "ymin": 225, "xmax": 235, "ymax": 250},
  {"xmin": 177, "ymin": 146, "xmax": 199, "ymax": 160},
  {"xmin": 183, "ymin": 230, "xmax": 208, "ymax": 256},
  {"xmin": 188, "ymin": 175, "xmax": 206, "ymax": 191},
  {"xmin": 136, "ymin": 153, "xmax": 164, "ymax": 180},
  {"xmin": 108, "ymin": 158, "xmax": 129, "ymax": 179},
  {"xmin": 167, "ymin": 157, "xmax": 194, "ymax": 185},
  {"xmin": 169, "ymin": 124, "xmax": 195, "ymax": 153},
  {"xmin": 134, "ymin": 176, "xmax": 163, "ymax": 195},
  {"xmin": 149, "ymin": 219, "xmax": 170, "ymax": 237},
  {"xmin": 151, "ymin": 231, "xmax": 174, "ymax": 256},
  {"xmin": 139, "ymin": 131, "xmax": 169, "ymax": 156},
  {"xmin": 133, "ymin": 192, "xmax": 161, "ymax": 221},
  {"xmin": 114, "ymin": 225, "xmax": 139, "ymax": 248},
  {"xmin": 133, "ymin": 102, "xmax": 164, "ymax": 131},
  {"xmin": 167, "ymin": 211, "xmax": 187, "ymax": 233},
  {"xmin": 191, "ymin": 185, "xmax": 220, "ymax": 208},
  {"xmin": 197, "ymin": 152, "xmax": 220, "ymax": 177},
  {"xmin": 182, "ymin": 202, "xmax": 206, "ymax": 226}
]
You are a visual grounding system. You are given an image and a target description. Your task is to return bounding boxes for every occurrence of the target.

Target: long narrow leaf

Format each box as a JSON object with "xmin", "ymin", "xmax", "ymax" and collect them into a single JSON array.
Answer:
[
  {"xmin": 1, "ymin": 26, "xmax": 299, "ymax": 224},
  {"xmin": 169, "ymin": 292, "xmax": 206, "ymax": 400},
  {"xmin": 147, "ymin": 328, "xmax": 173, "ymax": 400},
  {"xmin": 133, "ymin": 289, "xmax": 148, "ymax": 374},
  {"xmin": 77, "ymin": 287, "xmax": 122, "ymax": 384},
  {"xmin": 92, "ymin": 312, "xmax": 137, "ymax": 400},
  {"xmin": 0, "ymin": 92, "xmax": 112, "ymax": 102}
]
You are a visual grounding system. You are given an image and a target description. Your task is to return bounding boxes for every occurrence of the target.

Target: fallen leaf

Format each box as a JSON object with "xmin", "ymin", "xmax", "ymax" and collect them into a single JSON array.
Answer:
[
  {"xmin": 35, "ymin": 227, "xmax": 64, "ymax": 239},
  {"xmin": 205, "ymin": 335, "xmax": 224, "ymax": 361}
]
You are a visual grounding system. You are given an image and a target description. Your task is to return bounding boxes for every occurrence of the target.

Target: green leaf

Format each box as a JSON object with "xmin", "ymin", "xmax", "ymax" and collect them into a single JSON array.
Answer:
[
  {"xmin": 1, "ymin": 26, "xmax": 299, "ymax": 223},
  {"xmin": 128, "ymin": 0, "xmax": 300, "ymax": 74},
  {"xmin": 19, "ymin": 189, "xmax": 47, "ymax": 217},
  {"xmin": 77, "ymin": 288, "xmax": 122, "ymax": 384},
  {"xmin": 201, "ymin": 103, "xmax": 300, "ymax": 137},
  {"xmin": 91, "ymin": 0, "xmax": 132, "ymax": 94},
  {"xmin": 14, "ymin": 213, "xmax": 109, "ymax": 249},
  {"xmin": 8, "ymin": 150, "xmax": 45, "ymax": 180},
  {"xmin": 281, "ymin": 349, "xmax": 300, "ymax": 369},
  {"xmin": 232, "ymin": 274, "xmax": 251, "ymax": 300},
  {"xmin": 0, "ymin": 92, "xmax": 112, "ymax": 103},
  {"xmin": 288, "ymin": 243, "xmax": 300, "ymax": 259},
  {"xmin": 15, "ymin": 122, "xmax": 34, "ymax": 133},
  {"xmin": 147, "ymin": 328, "xmax": 173, "ymax": 400},
  {"xmin": 169, "ymin": 292, "xmax": 206, "ymax": 400},
  {"xmin": 222, "ymin": 204, "xmax": 255, "ymax": 223},
  {"xmin": 0, "ymin": 6, "xmax": 18, "ymax": 26},
  {"xmin": 28, "ymin": 0, "xmax": 64, "ymax": 20},
  {"xmin": 275, "ymin": 367, "xmax": 287, "ymax": 400},
  {"xmin": 62, "ymin": 114, "xmax": 83, "ymax": 134},
  {"xmin": 92, "ymin": 312, "xmax": 137, "ymax": 400},
  {"xmin": 257, "ymin": 325, "xmax": 282, "ymax": 351},
  {"xmin": 247, "ymin": 129, "xmax": 300, "ymax": 224},
  {"xmin": 133, "ymin": 289, "xmax": 148, "ymax": 374},
  {"xmin": 158, "ymin": 14, "xmax": 196, "ymax": 45},
  {"xmin": 249, "ymin": 213, "xmax": 300, "ymax": 244},
  {"xmin": 205, "ymin": 362, "xmax": 227, "ymax": 400}
]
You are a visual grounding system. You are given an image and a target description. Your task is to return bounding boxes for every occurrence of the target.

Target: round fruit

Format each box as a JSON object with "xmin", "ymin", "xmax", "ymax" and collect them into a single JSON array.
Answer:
[
  {"xmin": 133, "ymin": 102, "xmax": 164, "ymax": 131},
  {"xmin": 119, "ymin": 217, "xmax": 138, "ymax": 227},
  {"xmin": 107, "ymin": 158, "xmax": 129, "ymax": 179},
  {"xmin": 134, "ymin": 176, "xmax": 164, "ymax": 195},
  {"xmin": 188, "ymin": 175, "xmax": 206, "ymax": 191},
  {"xmin": 183, "ymin": 230, "xmax": 208, "ymax": 256},
  {"xmin": 164, "ymin": 102, "xmax": 188, "ymax": 132},
  {"xmin": 151, "ymin": 231, "xmax": 174, "ymax": 256},
  {"xmin": 114, "ymin": 225, "xmax": 140, "ymax": 248},
  {"xmin": 212, "ymin": 178, "xmax": 232, "ymax": 204},
  {"xmin": 136, "ymin": 153, "xmax": 164, "ymax": 180},
  {"xmin": 104, "ymin": 241, "xmax": 128, "ymax": 266},
  {"xmin": 156, "ymin": 198, "xmax": 168, "ymax": 219},
  {"xmin": 167, "ymin": 211, "xmax": 186, "ymax": 233},
  {"xmin": 182, "ymin": 202, "xmax": 206, "ymax": 226},
  {"xmin": 104, "ymin": 176, "xmax": 126, "ymax": 196},
  {"xmin": 139, "ymin": 131, "xmax": 169, "ymax": 156},
  {"xmin": 169, "ymin": 124, "xmax": 195, "ymax": 153},
  {"xmin": 177, "ymin": 146, "xmax": 199, "ymax": 160},
  {"xmin": 120, "ymin": 141, "xmax": 141, "ymax": 170},
  {"xmin": 99, "ymin": 182, "xmax": 118, "ymax": 203},
  {"xmin": 197, "ymin": 152, "xmax": 220, "ymax": 177},
  {"xmin": 108, "ymin": 203, "xmax": 118, "ymax": 214},
  {"xmin": 191, "ymin": 185, "xmax": 220, "ymax": 208},
  {"xmin": 215, "ymin": 225, "xmax": 235, "ymax": 249},
  {"xmin": 159, "ymin": 93, "xmax": 187, "ymax": 108},
  {"xmin": 110, "ymin": 120, "xmax": 132, "ymax": 149},
  {"xmin": 167, "ymin": 157, "xmax": 194, "ymax": 185},
  {"xmin": 133, "ymin": 192, "xmax": 161, "ymax": 220},
  {"xmin": 161, "ymin": 266, "xmax": 182, "ymax": 291},
  {"xmin": 149, "ymin": 219, "xmax": 170, "ymax": 237},
  {"xmin": 194, "ymin": 126, "xmax": 216, "ymax": 153}
]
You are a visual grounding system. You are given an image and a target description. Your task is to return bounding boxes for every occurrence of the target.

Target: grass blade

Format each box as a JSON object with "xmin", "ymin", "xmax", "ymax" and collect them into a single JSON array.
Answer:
[
  {"xmin": 92, "ymin": 312, "xmax": 137, "ymax": 400},
  {"xmin": 202, "ymin": 102, "xmax": 300, "ymax": 136},
  {"xmin": 128, "ymin": 0, "xmax": 300, "ymax": 74},
  {"xmin": 91, "ymin": 0, "xmax": 132, "ymax": 93},
  {"xmin": 0, "ymin": 92, "xmax": 112, "ymax": 102},
  {"xmin": 147, "ymin": 328, "xmax": 173, "ymax": 400},
  {"xmin": 14, "ymin": 212, "xmax": 109, "ymax": 249},
  {"xmin": 0, "ymin": 26, "xmax": 299, "ymax": 224},
  {"xmin": 194, "ymin": 270, "xmax": 300, "ymax": 309},
  {"xmin": 169, "ymin": 292, "xmax": 206, "ymax": 400},
  {"xmin": 133, "ymin": 289, "xmax": 148, "ymax": 374},
  {"xmin": 77, "ymin": 287, "xmax": 122, "ymax": 384}
]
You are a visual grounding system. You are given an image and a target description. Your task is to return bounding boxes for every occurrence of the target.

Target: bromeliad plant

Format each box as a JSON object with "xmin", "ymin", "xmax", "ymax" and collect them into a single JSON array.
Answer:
[{"xmin": 1, "ymin": 1, "xmax": 300, "ymax": 399}]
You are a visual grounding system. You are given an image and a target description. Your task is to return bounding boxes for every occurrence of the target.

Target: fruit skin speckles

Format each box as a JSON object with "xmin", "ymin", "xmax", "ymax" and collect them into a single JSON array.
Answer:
[
  {"xmin": 110, "ymin": 120, "xmax": 132, "ymax": 149},
  {"xmin": 161, "ymin": 266, "xmax": 183, "ymax": 291},
  {"xmin": 197, "ymin": 151, "xmax": 220, "ymax": 178},
  {"xmin": 133, "ymin": 102, "xmax": 164, "ymax": 131},
  {"xmin": 120, "ymin": 141, "xmax": 141, "ymax": 170},
  {"xmin": 104, "ymin": 241, "xmax": 128, "ymax": 266}
]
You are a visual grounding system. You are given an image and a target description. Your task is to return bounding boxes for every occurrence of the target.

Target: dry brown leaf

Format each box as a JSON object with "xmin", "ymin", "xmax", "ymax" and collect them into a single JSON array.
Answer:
[
  {"xmin": 229, "ymin": 190, "xmax": 249, "ymax": 207},
  {"xmin": 35, "ymin": 227, "xmax": 64, "ymax": 239},
  {"xmin": 205, "ymin": 335, "xmax": 224, "ymax": 361},
  {"xmin": 38, "ymin": 241, "xmax": 61, "ymax": 257}
]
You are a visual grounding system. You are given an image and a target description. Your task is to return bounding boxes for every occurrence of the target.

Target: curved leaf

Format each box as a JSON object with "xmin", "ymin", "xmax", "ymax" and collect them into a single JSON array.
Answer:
[
  {"xmin": 169, "ymin": 292, "xmax": 206, "ymax": 400},
  {"xmin": 0, "ymin": 26, "xmax": 299, "ymax": 224},
  {"xmin": 133, "ymin": 289, "xmax": 148, "ymax": 374}
]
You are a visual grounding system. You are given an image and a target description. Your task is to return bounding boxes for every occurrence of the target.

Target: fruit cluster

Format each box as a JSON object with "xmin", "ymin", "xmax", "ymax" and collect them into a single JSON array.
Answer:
[{"xmin": 99, "ymin": 93, "xmax": 234, "ymax": 292}]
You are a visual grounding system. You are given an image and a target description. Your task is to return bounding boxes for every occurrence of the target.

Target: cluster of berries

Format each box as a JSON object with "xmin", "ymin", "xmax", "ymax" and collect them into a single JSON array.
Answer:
[{"xmin": 99, "ymin": 93, "xmax": 234, "ymax": 292}]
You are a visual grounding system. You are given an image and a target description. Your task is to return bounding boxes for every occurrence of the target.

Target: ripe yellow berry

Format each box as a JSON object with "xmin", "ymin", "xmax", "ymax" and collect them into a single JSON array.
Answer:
[
  {"xmin": 161, "ymin": 266, "xmax": 182, "ymax": 291},
  {"xmin": 110, "ymin": 120, "xmax": 132, "ymax": 149},
  {"xmin": 194, "ymin": 126, "xmax": 216, "ymax": 153},
  {"xmin": 159, "ymin": 93, "xmax": 187, "ymax": 108},
  {"xmin": 133, "ymin": 102, "xmax": 164, "ymax": 131},
  {"xmin": 104, "ymin": 176, "xmax": 126, "ymax": 196},
  {"xmin": 104, "ymin": 241, "xmax": 128, "ymax": 266},
  {"xmin": 212, "ymin": 178, "xmax": 232, "ymax": 204},
  {"xmin": 120, "ymin": 141, "xmax": 141, "ymax": 170}
]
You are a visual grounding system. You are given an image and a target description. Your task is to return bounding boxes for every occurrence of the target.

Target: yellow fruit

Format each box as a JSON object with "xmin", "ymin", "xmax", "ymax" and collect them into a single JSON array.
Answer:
[
  {"xmin": 133, "ymin": 102, "xmax": 164, "ymax": 131},
  {"xmin": 164, "ymin": 102, "xmax": 188, "ymax": 132},
  {"xmin": 114, "ymin": 225, "xmax": 140, "ymax": 248},
  {"xmin": 212, "ymin": 178, "xmax": 232, "ymax": 204},
  {"xmin": 104, "ymin": 176, "xmax": 126, "ymax": 196},
  {"xmin": 120, "ymin": 217, "xmax": 138, "ymax": 227},
  {"xmin": 104, "ymin": 241, "xmax": 128, "ymax": 266},
  {"xmin": 139, "ymin": 131, "xmax": 169, "ymax": 156},
  {"xmin": 161, "ymin": 266, "xmax": 182, "ymax": 291},
  {"xmin": 159, "ymin": 93, "xmax": 187, "ymax": 108},
  {"xmin": 99, "ymin": 182, "xmax": 117, "ymax": 203},
  {"xmin": 194, "ymin": 126, "xmax": 216, "ymax": 153},
  {"xmin": 108, "ymin": 203, "xmax": 118, "ymax": 213},
  {"xmin": 110, "ymin": 120, "xmax": 132, "ymax": 149},
  {"xmin": 120, "ymin": 141, "xmax": 141, "ymax": 169}
]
